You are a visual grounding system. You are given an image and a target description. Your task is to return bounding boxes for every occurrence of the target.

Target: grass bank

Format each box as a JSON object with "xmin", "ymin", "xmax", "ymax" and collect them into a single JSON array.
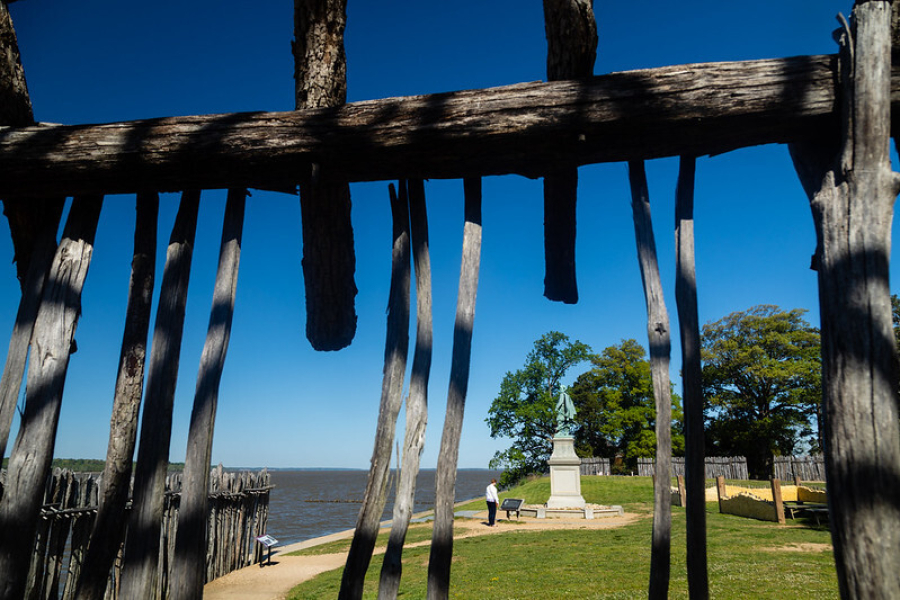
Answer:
[{"xmin": 286, "ymin": 476, "xmax": 838, "ymax": 599}]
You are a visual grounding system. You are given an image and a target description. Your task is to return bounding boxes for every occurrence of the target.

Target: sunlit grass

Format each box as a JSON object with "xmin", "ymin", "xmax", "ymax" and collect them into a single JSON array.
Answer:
[{"xmin": 285, "ymin": 477, "xmax": 838, "ymax": 599}]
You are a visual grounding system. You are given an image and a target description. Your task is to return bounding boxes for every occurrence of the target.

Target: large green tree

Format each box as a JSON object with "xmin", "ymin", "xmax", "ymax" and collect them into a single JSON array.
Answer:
[
  {"xmin": 486, "ymin": 331, "xmax": 593, "ymax": 486},
  {"xmin": 701, "ymin": 305, "xmax": 821, "ymax": 479},
  {"xmin": 569, "ymin": 339, "xmax": 684, "ymax": 473}
]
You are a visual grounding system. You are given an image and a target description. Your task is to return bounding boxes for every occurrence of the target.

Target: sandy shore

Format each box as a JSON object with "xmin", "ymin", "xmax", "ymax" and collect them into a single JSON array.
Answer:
[{"xmin": 203, "ymin": 510, "xmax": 638, "ymax": 600}]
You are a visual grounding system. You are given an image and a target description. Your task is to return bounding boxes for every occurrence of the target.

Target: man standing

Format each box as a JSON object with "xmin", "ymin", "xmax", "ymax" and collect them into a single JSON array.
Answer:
[{"xmin": 486, "ymin": 478, "xmax": 500, "ymax": 526}]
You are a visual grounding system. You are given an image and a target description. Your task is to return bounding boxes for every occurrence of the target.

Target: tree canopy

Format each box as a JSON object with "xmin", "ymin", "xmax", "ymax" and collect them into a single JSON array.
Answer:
[
  {"xmin": 569, "ymin": 339, "xmax": 683, "ymax": 473},
  {"xmin": 486, "ymin": 331, "xmax": 592, "ymax": 486},
  {"xmin": 701, "ymin": 305, "xmax": 821, "ymax": 479}
]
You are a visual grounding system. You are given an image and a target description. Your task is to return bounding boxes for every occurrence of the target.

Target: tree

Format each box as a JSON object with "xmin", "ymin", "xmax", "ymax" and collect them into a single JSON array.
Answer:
[
  {"xmin": 486, "ymin": 331, "xmax": 593, "ymax": 486},
  {"xmin": 701, "ymin": 305, "xmax": 821, "ymax": 479},
  {"xmin": 569, "ymin": 339, "xmax": 684, "ymax": 473}
]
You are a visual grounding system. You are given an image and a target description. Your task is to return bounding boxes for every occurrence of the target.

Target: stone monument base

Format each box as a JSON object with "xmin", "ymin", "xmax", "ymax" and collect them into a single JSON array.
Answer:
[{"xmin": 547, "ymin": 436, "xmax": 586, "ymax": 509}]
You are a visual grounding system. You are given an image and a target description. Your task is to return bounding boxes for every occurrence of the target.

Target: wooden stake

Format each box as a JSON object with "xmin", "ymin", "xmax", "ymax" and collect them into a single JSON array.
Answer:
[
  {"xmin": 171, "ymin": 188, "xmax": 246, "ymax": 600},
  {"xmin": 427, "ymin": 178, "xmax": 483, "ymax": 600},
  {"xmin": 541, "ymin": 0, "xmax": 597, "ymax": 304},
  {"xmin": 628, "ymin": 160, "xmax": 672, "ymax": 600},
  {"xmin": 120, "ymin": 190, "xmax": 201, "ymax": 600},
  {"xmin": 770, "ymin": 478, "xmax": 785, "ymax": 525},
  {"xmin": 789, "ymin": 3, "xmax": 900, "ymax": 597},
  {"xmin": 0, "ymin": 195, "xmax": 103, "ymax": 600},
  {"xmin": 674, "ymin": 155, "xmax": 709, "ymax": 600},
  {"xmin": 74, "ymin": 192, "xmax": 159, "ymax": 600},
  {"xmin": 339, "ymin": 181, "xmax": 411, "ymax": 600},
  {"xmin": 294, "ymin": 0, "xmax": 357, "ymax": 351},
  {"xmin": 379, "ymin": 178, "xmax": 433, "ymax": 600}
]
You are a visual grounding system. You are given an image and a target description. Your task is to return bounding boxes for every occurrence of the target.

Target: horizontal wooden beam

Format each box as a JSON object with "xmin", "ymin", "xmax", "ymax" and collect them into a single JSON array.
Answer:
[{"xmin": 0, "ymin": 54, "xmax": 873, "ymax": 197}]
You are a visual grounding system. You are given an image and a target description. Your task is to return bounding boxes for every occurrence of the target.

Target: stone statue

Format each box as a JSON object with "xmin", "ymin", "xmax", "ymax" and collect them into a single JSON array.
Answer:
[{"xmin": 554, "ymin": 384, "xmax": 576, "ymax": 438}]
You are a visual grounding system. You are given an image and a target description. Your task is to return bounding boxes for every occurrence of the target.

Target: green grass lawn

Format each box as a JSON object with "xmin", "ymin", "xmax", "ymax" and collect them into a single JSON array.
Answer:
[{"xmin": 286, "ymin": 476, "xmax": 838, "ymax": 599}]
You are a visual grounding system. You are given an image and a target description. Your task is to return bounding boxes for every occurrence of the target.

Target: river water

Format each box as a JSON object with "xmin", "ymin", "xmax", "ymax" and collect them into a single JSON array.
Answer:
[{"xmin": 265, "ymin": 469, "xmax": 501, "ymax": 546}]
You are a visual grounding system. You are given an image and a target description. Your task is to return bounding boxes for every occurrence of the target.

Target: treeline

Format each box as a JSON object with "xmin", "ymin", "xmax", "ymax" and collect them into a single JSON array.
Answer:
[{"xmin": 1, "ymin": 458, "xmax": 185, "ymax": 472}]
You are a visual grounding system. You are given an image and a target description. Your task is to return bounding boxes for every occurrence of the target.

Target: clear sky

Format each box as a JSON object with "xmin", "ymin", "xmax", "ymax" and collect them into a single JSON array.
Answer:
[{"xmin": 1, "ymin": 0, "xmax": 883, "ymax": 469}]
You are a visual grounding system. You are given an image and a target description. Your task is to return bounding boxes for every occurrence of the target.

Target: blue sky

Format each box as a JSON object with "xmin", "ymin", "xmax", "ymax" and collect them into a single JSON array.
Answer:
[{"xmin": 0, "ymin": 0, "xmax": 879, "ymax": 469}]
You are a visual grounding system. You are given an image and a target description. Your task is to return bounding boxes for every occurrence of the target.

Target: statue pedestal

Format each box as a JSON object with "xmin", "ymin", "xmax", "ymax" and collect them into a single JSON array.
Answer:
[{"xmin": 547, "ymin": 436, "xmax": 585, "ymax": 509}]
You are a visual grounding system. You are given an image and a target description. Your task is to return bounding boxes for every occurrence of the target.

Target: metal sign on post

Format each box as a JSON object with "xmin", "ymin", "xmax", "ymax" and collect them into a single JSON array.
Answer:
[{"xmin": 255, "ymin": 534, "xmax": 279, "ymax": 565}]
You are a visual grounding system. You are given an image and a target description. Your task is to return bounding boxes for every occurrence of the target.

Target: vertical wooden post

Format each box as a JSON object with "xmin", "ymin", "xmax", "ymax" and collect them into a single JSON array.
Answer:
[
  {"xmin": 628, "ymin": 160, "xmax": 672, "ymax": 600},
  {"xmin": 171, "ymin": 188, "xmax": 246, "ymax": 600},
  {"xmin": 120, "ymin": 190, "xmax": 201, "ymax": 600},
  {"xmin": 0, "ymin": 1, "xmax": 66, "ymax": 465},
  {"xmin": 716, "ymin": 476, "xmax": 726, "ymax": 514},
  {"xmin": 0, "ymin": 196, "xmax": 103, "ymax": 600},
  {"xmin": 789, "ymin": 3, "xmax": 900, "ymax": 597},
  {"xmin": 379, "ymin": 179, "xmax": 433, "ymax": 600},
  {"xmin": 770, "ymin": 478, "xmax": 786, "ymax": 524},
  {"xmin": 540, "ymin": 0, "xmax": 597, "ymax": 304},
  {"xmin": 339, "ymin": 182, "xmax": 411, "ymax": 600},
  {"xmin": 293, "ymin": 0, "xmax": 357, "ymax": 351},
  {"xmin": 74, "ymin": 192, "xmax": 159, "ymax": 600},
  {"xmin": 427, "ymin": 178, "xmax": 483, "ymax": 600},
  {"xmin": 676, "ymin": 475, "xmax": 687, "ymax": 507},
  {"xmin": 674, "ymin": 154, "xmax": 709, "ymax": 599}
]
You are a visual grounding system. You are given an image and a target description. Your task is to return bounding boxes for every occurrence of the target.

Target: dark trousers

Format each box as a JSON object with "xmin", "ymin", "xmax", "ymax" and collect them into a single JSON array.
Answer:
[{"xmin": 487, "ymin": 501, "xmax": 497, "ymax": 525}]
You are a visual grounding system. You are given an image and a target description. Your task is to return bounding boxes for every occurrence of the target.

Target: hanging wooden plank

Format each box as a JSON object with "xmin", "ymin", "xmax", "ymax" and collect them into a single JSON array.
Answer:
[
  {"xmin": 541, "ymin": 0, "xmax": 597, "ymax": 304},
  {"xmin": 628, "ymin": 160, "xmax": 672, "ymax": 600},
  {"xmin": 0, "ymin": 54, "xmax": 884, "ymax": 197},
  {"xmin": 171, "ymin": 188, "xmax": 246, "ymax": 600},
  {"xmin": 673, "ymin": 155, "xmax": 709, "ymax": 600},
  {"xmin": 294, "ymin": 0, "xmax": 357, "ymax": 351},
  {"xmin": 789, "ymin": 3, "xmax": 900, "ymax": 598},
  {"xmin": 119, "ymin": 190, "xmax": 201, "ymax": 600},
  {"xmin": 0, "ymin": 195, "xmax": 103, "ymax": 600},
  {"xmin": 339, "ymin": 181, "xmax": 411, "ymax": 600},
  {"xmin": 427, "ymin": 178, "xmax": 482, "ymax": 600},
  {"xmin": 379, "ymin": 178, "xmax": 433, "ymax": 599},
  {"xmin": 73, "ymin": 192, "xmax": 158, "ymax": 600}
]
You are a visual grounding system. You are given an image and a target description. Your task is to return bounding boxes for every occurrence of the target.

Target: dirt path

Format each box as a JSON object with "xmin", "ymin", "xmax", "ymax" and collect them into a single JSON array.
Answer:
[{"xmin": 203, "ymin": 511, "xmax": 639, "ymax": 600}]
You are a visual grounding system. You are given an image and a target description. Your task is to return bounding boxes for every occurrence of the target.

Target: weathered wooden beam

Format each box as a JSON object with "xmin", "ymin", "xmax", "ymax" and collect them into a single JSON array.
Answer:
[
  {"xmin": 0, "ymin": 54, "xmax": 868, "ymax": 197},
  {"xmin": 541, "ymin": 0, "xmax": 597, "ymax": 304},
  {"xmin": 790, "ymin": 3, "xmax": 900, "ymax": 598},
  {"xmin": 294, "ymin": 0, "xmax": 357, "ymax": 352}
]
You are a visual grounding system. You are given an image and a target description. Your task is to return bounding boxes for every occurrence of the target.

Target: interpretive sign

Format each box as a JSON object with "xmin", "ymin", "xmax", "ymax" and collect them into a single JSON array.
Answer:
[
  {"xmin": 500, "ymin": 498, "xmax": 525, "ymax": 519},
  {"xmin": 255, "ymin": 534, "xmax": 279, "ymax": 565}
]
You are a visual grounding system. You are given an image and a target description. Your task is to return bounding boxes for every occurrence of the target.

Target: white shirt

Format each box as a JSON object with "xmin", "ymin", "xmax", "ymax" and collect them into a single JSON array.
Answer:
[{"xmin": 486, "ymin": 482, "xmax": 499, "ymax": 504}]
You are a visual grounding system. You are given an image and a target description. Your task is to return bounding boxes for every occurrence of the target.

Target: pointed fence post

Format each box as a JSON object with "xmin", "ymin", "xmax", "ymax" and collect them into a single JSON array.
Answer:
[
  {"xmin": 628, "ymin": 160, "xmax": 672, "ymax": 600},
  {"xmin": 73, "ymin": 192, "xmax": 159, "ymax": 600},
  {"xmin": 427, "ymin": 178, "xmax": 483, "ymax": 600},
  {"xmin": 0, "ymin": 196, "xmax": 103, "ymax": 600},
  {"xmin": 171, "ymin": 188, "xmax": 246, "ymax": 600},
  {"xmin": 339, "ymin": 182, "xmax": 411, "ymax": 600}
]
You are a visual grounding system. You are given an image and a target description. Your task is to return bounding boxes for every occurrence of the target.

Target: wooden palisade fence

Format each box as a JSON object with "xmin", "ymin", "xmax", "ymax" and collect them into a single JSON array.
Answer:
[
  {"xmin": 0, "ymin": 467, "xmax": 271, "ymax": 600},
  {"xmin": 0, "ymin": 1, "xmax": 899, "ymax": 599}
]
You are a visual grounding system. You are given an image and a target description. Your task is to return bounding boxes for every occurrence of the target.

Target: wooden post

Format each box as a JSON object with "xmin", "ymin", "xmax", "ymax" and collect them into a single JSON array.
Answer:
[
  {"xmin": 119, "ymin": 190, "xmax": 201, "ymax": 600},
  {"xmin": 73, "ymin": 192, "xmax": 159, "ymax": 600},
  {"xmin": 339, "ymin": 181, "xmax": 411, "ymax": 600},
  {"xmin": 628, "ymin": 160, "xmax": 672, "ymax": 600},
  {"xmin": 171, "ymin": 188, "xmax": 246, "ymax": 600},
  {"xmin": 541, "ymin": 0, "xmax": 597, "ymax": 304},
  {"xmin": 674, "ymin": 155, "xmax": 709, "ymax": 599},
  {"xmin": 379, "ymin": 179, "xmax": 433, "ymax": 600},
  {"xmin": 427, "ymin": 178, "xmax": 482, "ymax": 600},
  {"xmin": 0, "ymin": 0, "xmax": 66, "ymax": 465},
  {"xmin": 293, "ymin": 0, "xmax": 357, "ymax": 351},
  {"xmin": 0, "ymin": 196, "xmax": 103, "ymax": 600},
  {"xmin": 770, "ymin": 478, "xmax": 786, "ymax": 525},
  {"xmin": 676, "ymin": 475, "xmax": 687, "ymax": 507},
  {"xmin": 716, "ymin": 476, "xmax": 727, "ymax": 514},
  {"xmin": 789, "ymin": 3, "xmax": 900, "ymax": 597}
]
